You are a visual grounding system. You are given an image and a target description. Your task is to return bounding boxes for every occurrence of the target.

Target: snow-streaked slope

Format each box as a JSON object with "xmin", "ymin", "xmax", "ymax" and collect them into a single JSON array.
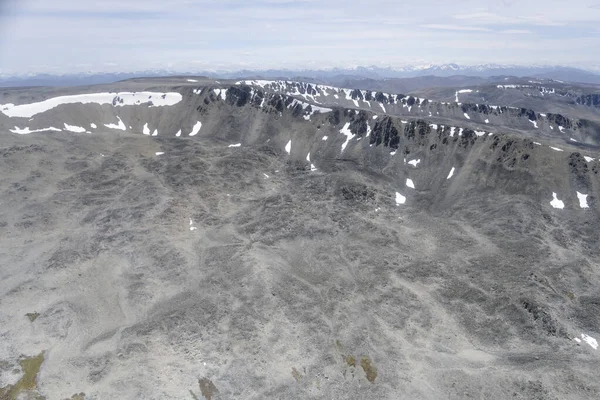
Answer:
[{"xmin": 1, "ymin": 92, "xmax": 183, "ymax": 118}]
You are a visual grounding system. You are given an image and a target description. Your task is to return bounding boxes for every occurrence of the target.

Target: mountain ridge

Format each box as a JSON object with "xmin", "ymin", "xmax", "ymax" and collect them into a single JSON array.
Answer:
[{"xmin": 2, "ymin": 64, "xmax": 600, "ymax": 88}]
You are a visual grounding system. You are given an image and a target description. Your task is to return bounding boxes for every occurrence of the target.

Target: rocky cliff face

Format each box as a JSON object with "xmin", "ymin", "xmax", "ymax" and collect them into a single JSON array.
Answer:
[
  {"xmin": 576, "ymin": 93, "xmax": 600, "ymax": 108},
  {"xmin": 234, "ymin": 80, "xmax": 600, "ymax": 146},
  {"xmin": 1, "ymin": 80, "xmax": 598, "ymax": 213}
]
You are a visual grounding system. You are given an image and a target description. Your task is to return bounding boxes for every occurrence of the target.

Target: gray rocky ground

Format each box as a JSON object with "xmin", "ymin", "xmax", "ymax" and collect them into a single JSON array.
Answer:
[{"xmin": 0, "ymin": 77, "xmax": 599, "ymax": 399}]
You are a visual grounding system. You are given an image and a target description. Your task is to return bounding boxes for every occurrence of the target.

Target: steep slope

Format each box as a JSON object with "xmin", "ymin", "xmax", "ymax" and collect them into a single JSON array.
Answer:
[
  {"xmin": 234, "ymin": 80, "xmax": 600, "ymax": 146},
  {"xmin": 0, "ymin": 79, "xmax": 599, "ymax": 399}
]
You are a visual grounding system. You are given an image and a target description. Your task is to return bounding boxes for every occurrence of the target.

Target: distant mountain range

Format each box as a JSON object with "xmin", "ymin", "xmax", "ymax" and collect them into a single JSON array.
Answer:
[{"xmin": 2, "ymin": 64, "xmax": 600, "ymax": 87}]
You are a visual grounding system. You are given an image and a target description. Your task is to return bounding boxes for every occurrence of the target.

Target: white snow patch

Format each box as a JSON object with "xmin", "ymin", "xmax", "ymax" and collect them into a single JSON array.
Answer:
[
  {"xmin": 390, "ymin": 151, "xmax": 397, "ymax": 155},
  {"xmin": 175, "ymin": 129, "xmax": 181, "ymax": 137},
  {"xmin": 540, "ymin": 113, "xmax": 546, "ymax": 117},
  {"xmin": 576, "ymin": 192, "xmax": 589, "ymax": 208},
  {"xmin": 90, "ymin": 123, "xmax": 97, "ymax": 129},
  {"xmin": 1, "ymin": 92, "xmax": 182, "ymax": 118},
  {"xmin": 406, "ymin": 179, "xmax": 415, "ymax": 189},
  {"xmin": 152, "ymin": 129, "xmax": 158, "ymax": 137},
  {"xmin": 189, "ymin": 121, "xmax": 202, "ymax": 136},
  {"xmin": 303, "ymin": 104, "xmax": 333, "ymax": 120},
  {"xmin": 474, "ymin": 130, "xmax": 486, "ymax": 136},
  {"xmin": 447, "ymin": 167, "xmax": 456, "ymax": 180},
  {"xmin": 455, "ymin": 89, "xmax": 472, "ymax": 103},
  {"xmin": 464, "ymin": 113, "xmax": 470, "ymax": 119},
  {"xmin": 458, "ymin": 128, "xmax": 464, "ymax": 136},
  {"xmin": 306, "ymin": 152, "xmax": 311, "ymax": 162},
  {"xmin": 379, "ymin": 103, "xmax": 386, "ymax": 113},
  {"xmin": 285, "ymin": 140, "xmax": 292, "ymax": 154},
  {"xmin": 310, "ymin": 163, "xmax": 317, "ymax": 172},
  {"xmin": 142, "ymin": 123, "xmax": 150, "ymax": 135},
  {"xmin": 104, "ymin": 116, "xmax": 126, "ymax": 131},
  {"xmin": 322, "ymin": 136, "xmax": 328, "ymax": 141},
  {"xmin": 581, "ymin": 334, "xmax": 598, "ymax": 350},
  {"xmin": 395, "ymin": 192, "xmax": 406, "ymax": 205},
  {"xmin": 228, "ymin": 143, "xmax": 241, "ymax": 148},
  {"xmin": 155, "ymin": 152, "xmax": 164, "ymax": 156},
  {"xmin": 430, "ymin": 124, "xmax": 438, "ymax": 130},
  {"xmin": 450, "ymin": 127, "xmax": 456, "ymax": 137},
  {"xmin": 63, "ymin": 123, "xmax": 86, "ymax": 133},
  {"xmin": 408, "ymin": 159, "xmax": 421, "ymax": 167},
  {"xmin": 352, "ymin": 99, "xmax": 360, "ymax": 107},
  {"xmin": 401, "ymin": 120, "xmax": 408, "ymax": 124},
  {"xmin": 485, "ymin": 119, "xmax": 489, "ymax": 124},
  {"xmin": 569, "ymin": 138, "xmax": 578, "ymax": 142},
  {"xmin": 558, "ymin": 126, "xmax": 565, "ymax": 133},
  {"xmin": 550, "ymin": 192, "xmax": 564, "ymax": 209},
  {"xmin": 189, "ymin": 218, "xmax": 197, "ymax": 231},
  {"xmin": 372, "ymin": 115, "xmax": 378, "ymax": 119},
  {"xmin": 549, "ymin": 146, "xmax": 564, "ymax": 152},
  {"xmin": 366, "ymin": 124, "xmax": 371, "ymax": 137},
  {"xmin": 187, "ymin": 79, "xmax": 198, "ymax": 82},
  {"xmin": 530, "ymin": 119, "xmax": 538, "ymax": 128},
  {"xmin": 583, "ymin": 156, "xmax": 594, "ymax": 162},
  {"xmin": 533, "ymin": 142, "xmax": 542, "ymax": 145},
  {"xmin": 339, "ymin": 122, "xmax": 355, "ymax": 152},
  {"xmin": 9, "ymin": 126, "xmax": 61, "ymax": 134},
  {"xmin": 263, "ymin": 173, "xmax": 269, "ymax": 179}
]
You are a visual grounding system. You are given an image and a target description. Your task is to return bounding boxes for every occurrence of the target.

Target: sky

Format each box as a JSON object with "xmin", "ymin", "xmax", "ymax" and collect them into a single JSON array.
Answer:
[{"xmin": 1, "ymin": 0, "xmax": 600, "ymax": 75}]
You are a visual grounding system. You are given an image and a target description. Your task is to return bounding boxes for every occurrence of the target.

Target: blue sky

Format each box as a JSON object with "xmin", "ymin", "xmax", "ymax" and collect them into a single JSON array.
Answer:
[{"xmin": 1, "ymin": 0, "xmax": 600, "ymax": 74}]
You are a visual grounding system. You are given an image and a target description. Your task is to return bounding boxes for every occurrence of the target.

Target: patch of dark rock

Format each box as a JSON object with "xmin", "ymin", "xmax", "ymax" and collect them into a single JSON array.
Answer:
[
  {"xmin": 521, "ymin": 300, "xmax": 565, "ymax": 337},
  {"xmin": 349, "ymin": 110, "xmax": 369, "ymax": 136},
  {"xmin": 198, "ymin": 378, "xmax": 218, "ymax": 400},
  {"xmin": 546, "ymin": 113, "xmax": 572, "ymax": 128},
  {"xmin": 337, "ymin": 183, "xmax": 376, "ymax": 202},
  {"xmin": 575, "ymin": 94, "xmax": 600, "ymax": 108},
  {"xmin": 225, "ymin": 85, "xmax": 252, "ymax": 107},
  {"xmin": 371, "ymin": 117, "xmax": 400, "ymax": 149}
]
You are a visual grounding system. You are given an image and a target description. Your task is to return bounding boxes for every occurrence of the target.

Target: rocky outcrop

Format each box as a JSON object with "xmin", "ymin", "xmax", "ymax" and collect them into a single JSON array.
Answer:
[
  {"xmin": 370, "ymin": 117, "xmax": 401, "ymax": 149},
  {"xmin": 546, "ymin": 113, "xmax": 572, "ymax": 128},
  {"xmin": 575, "ymin": 94, "xmax": 600, "ymax": 108},
  {"xmin": 348, "ymin": 110, "xmax": 369, "ymax": 136}
]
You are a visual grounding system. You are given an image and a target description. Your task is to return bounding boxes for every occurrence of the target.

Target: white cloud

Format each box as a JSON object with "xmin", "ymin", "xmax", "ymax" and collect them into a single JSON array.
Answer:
[
  {"xmin": 500, "ymin": 29, "xmax": 533, "ymax": 34},
  {"xmin": 421, "ymin": 24, "xmax": 491, "ymax": 32}
]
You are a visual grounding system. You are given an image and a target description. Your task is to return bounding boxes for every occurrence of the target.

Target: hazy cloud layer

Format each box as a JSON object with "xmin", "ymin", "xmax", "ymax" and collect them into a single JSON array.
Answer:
[{"xmin": 1, "ymin": 0, "xmax": 599, "ymax": 74}]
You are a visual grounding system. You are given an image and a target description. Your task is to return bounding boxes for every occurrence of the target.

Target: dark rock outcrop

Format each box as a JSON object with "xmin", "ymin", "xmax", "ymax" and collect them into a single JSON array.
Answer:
[
  {"xmin": 575, "ymin": 94, "xmax": 600, "ymax": 108},
  {"xmin": 370, "ymin": 117, "xmax": 401, "ymax": 149}
]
